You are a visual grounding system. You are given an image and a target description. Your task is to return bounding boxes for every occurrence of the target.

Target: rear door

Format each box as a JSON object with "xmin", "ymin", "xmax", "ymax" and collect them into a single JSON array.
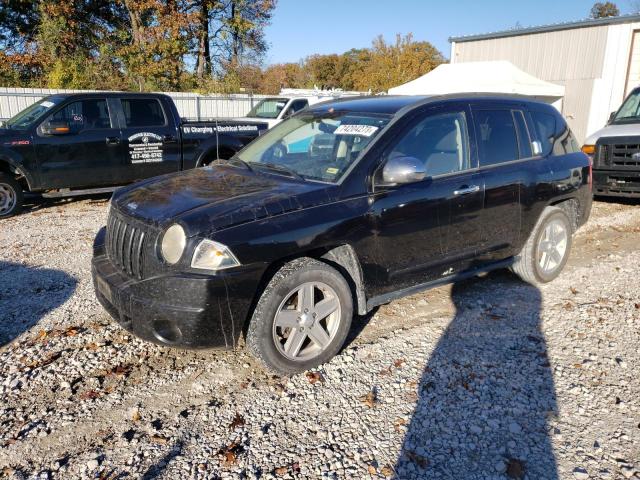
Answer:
[
  {"xmin": 118, "ymin": 97, "xmax": 181, "ymax": 181},
  {"xmin": 35, "ymin": 97, "xmax": 121, "ymax": 188},
  {"xmin": 472, "ymin": 105, "xmax": 536, "ymax": 261}
]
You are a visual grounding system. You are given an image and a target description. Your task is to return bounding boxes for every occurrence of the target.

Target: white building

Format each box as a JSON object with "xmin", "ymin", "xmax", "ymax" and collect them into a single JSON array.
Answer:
[{"xmin": 450, "ymin": 14, "xmax": 640, "ymax": 143}]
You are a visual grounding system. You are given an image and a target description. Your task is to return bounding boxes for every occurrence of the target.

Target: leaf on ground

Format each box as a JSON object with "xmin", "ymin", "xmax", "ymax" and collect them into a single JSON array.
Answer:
[
  {"xmin": 109, "ymin": 364, "xmax": 132, "ymax": 377},
  {"xmin": 131, "ymin": 409, "xmax": 141, "ymax": 422},
  {"xmin": 150, "ymin": 435, "xmax": 168, "ymax": 445},
  {"xmin": 360, "ymin": 390, "xmax": 377, "ymax": 408},
  {"xmin": 635, "ymin": 303, "xmax": 640, "ymax": 309},
  {"xmin": 229, "ymin": 412, "xmax": 245, "ymax": 430},
  {"xmin": 305, "ymin": 371, "xmax": 324, "ymax": 384},
  {"xmin": 569, "ymin": 286, "xmax": 579, "ymax": 295},
  {"xmin": 506, "ymin": 458, "xmax": 525, "ymax": 479},
  {"xmin": 367, "ymin": 465, "xmax": 377, "ymax": 474},
  {"xmin": 379, "ymin": 366, "xmax": 392, "ymax": 376},
  {"xmin": 393, "ymin": 417, "xmax": 407, "ymax": 432},
  {"xmin": 393, "ymin": 359, "xmax": 405, "ymax": 368},
  {"xmin": 79, "ymin": 390, "xmax": 100, "ymax": 400},
  {"xmin": 218, "ymin": 441, "xmax": 243, "ymax": 467},
  {"xmin": 406, "ymin": 450, "xmax": 429, "ymax": 468},
  {"xmin": 380, "ymin": 465, "xmax": 394, "ymax": 477},
  {"xmin": 274, "ymin": 466, "xmax": 288, "ymax": 476},
  {"xmin": 562, "ymin": 302, "xmax": 574, "ymax": 310}
]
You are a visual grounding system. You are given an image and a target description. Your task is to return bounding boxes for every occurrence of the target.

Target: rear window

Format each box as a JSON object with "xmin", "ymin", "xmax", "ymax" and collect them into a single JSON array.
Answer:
[
  {"xmin": 121, "ymin": 98, "xmax": 165, "ymax": 127},
  {"xmin": 475, "ymin": 110, "xmax": 519, "ymax": 166}
]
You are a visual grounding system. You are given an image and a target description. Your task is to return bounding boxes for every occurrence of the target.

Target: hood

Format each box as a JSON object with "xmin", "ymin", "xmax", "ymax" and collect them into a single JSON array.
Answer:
[
  {"xmin": 585, "ymin": 122, "xmax": 640, "ymax": 144},
  {"xmin": 236, "ymin": 116, "xmax": 280, "ymax": 128},
  {"xmin": 112, "ymin": 165, "xmax": 338, "ymax": 236}
]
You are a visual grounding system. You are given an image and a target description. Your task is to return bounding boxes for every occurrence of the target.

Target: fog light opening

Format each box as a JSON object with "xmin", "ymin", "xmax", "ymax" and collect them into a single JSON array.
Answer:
[{"xmin": 152, "ymin": 319, "xmax": 183, "ymax": 345}]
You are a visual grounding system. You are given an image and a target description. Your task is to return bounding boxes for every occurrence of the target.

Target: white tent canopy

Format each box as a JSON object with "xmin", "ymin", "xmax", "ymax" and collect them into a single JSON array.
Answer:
[{"xmin": 388, "ymin": 61, "xmax": 565, "ymax": 104}]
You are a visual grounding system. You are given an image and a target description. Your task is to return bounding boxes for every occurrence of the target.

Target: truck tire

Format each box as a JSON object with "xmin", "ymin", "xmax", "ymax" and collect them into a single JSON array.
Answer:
[
  {"xmin": 246, "ymin": 258, "xmax": 353, "ymax": 375},
  {"xmin": 512, "ymin": 206, "xmax": 573, "ymax": 285},
  {"xmin": 0, "ymin": 173, "xmax": 23, "ymax": 218}
]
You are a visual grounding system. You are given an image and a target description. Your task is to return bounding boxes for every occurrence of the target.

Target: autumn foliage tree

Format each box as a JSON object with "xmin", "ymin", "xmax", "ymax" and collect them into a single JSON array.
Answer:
[{"xmin": 590, "ymin": 2, "xmax": 620, "ymax": 18}]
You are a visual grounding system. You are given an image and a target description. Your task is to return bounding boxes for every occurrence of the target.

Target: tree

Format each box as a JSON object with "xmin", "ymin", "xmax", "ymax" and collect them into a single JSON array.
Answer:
[{"xmin": 590, "ymin": 2, "xmax": 620, "ymax": 18}]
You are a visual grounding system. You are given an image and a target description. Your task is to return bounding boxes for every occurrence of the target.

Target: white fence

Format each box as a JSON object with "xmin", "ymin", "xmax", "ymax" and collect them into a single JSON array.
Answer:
[{"xmin": 0, "ymin": 87, "xmax": 272, "ymax": 121}]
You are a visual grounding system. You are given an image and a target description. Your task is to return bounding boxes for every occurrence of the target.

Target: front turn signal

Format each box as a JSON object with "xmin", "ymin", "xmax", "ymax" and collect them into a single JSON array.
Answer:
[{"xmin": 581, "ymin": 144, "xmax": 596, "ymax": 155}]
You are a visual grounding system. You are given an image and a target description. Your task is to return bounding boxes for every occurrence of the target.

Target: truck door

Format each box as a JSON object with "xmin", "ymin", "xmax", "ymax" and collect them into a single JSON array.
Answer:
[
  {"xmin": 368, "ymin": 104, "xmax": 485, "ymax": 296},
  {"xmin": 471, "ymin": 106, "xmax": 533, "ymax": 262},
  {"xmin": 34, "ymin": 97, "xmax": 122, "ymax": 188},
  {"xmin": 118, "ymin": 97, "xmax": 181, "ymax": 181}
]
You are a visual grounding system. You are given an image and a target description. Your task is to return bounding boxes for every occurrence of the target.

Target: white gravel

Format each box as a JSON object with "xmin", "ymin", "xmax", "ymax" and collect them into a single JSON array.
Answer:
[{"xmin": 0, "ymin": 196, "xmax": 639, "ymax": 479}]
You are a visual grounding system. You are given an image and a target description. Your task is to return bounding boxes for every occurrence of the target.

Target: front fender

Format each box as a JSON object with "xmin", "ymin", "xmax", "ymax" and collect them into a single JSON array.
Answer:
[{"xmin": 0, "ymin": 146, "xmax": 36, "ymax": 190}]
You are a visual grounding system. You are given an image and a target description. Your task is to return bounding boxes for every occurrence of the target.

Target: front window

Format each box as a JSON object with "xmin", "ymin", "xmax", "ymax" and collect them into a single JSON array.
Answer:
[
  {"xmin": 612, "ymin": 90, "xmax": 640, "ymax": 123},
  {"xmin": 236, "ymin": 112, "xmax": 391, "ymax": 183},
  {"xmin": 4, "ymin": 96, "xmax": 65, "ymax": 130},
  {"xmin": 246, "ymin": 98, "xmax": 289, "ymax": 119}
]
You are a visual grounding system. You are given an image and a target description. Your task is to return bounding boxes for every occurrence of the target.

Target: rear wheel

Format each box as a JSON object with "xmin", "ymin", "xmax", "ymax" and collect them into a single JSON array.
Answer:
[
  {"xmin": 246, "ymin": 258, "xmax": 353, "ymax": 375},
  {"xmin": 512, "ymin": 206, "xmax": 572, "ymax": 284},
  {"xmin": 0, "ymin": 173, "xmax": 23, "ymax": 218}
]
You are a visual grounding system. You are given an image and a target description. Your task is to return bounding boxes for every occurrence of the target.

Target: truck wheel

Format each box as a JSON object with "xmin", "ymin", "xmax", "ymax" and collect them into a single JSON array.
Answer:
[
  {"xmin": 512, "ymin": 206, "xmax": 573, "ymax": 284},
  {"xmin": 0, "ymin": 173, "xmax": 23, "ymax": 218},
  {"xmin": 246, "ymin": 258, "xmax": 353, "ymax": 375}
]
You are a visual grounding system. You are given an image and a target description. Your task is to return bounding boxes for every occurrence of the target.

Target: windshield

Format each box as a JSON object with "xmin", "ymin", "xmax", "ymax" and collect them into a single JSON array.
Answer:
[
  {"xmin": 236, "ymin": 111, "xmax": 391, "ymax": 183},
  {"xmin": 246, "ymin": 98, "xmax": 289, "ymax": 119},
  {"xmin": 612, "ymin": 90, "xmax": 640, "ymax": 123},
  {"xmin": 4, "ymin": 96, "xmax": 65, "ymax": 130}
]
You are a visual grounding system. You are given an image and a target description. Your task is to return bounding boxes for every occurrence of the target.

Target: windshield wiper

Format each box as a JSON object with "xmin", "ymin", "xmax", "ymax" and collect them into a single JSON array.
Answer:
[
  {"xmin": 227, "ymin": 157, "xmax": 253, "ymax": 171},
  {"xmin": 255, "ymin": 162, "xmax": 305, "ymax": 181}
]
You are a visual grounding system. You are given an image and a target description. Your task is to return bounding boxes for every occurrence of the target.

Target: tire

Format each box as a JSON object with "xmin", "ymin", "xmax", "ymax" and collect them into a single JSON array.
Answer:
[
  {"xmin": 0, "ymin": 173, "xmax": 23, "ymax": 218},
  {"xmin": 246, "ymin": 258, "xmax": 353, "ymax": 375},
  {"xmin": 512, "ymin": 206, "xmax": 573, "ymax": 284}
]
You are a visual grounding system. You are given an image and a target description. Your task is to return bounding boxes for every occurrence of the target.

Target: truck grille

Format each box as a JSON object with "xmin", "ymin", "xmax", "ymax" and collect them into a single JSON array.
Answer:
[
  {"xmin": 611, "ymin": 144, "xmax": 640, "ymax": 167},
  {"xmin": 106, "ymin": 211, "xmax": 150, "ymax": 280}
]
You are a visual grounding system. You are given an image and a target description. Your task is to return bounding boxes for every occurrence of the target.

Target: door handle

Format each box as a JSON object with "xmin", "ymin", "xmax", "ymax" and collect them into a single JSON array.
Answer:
[
  {"xmin": 453, "ymin": 185, "xmax": 480, "ymax": 196},
  {"xmin": 105, "ymin": 136, "xmax": 120, "ymax": 146},
  {"xmin": 162, "ymin": 134, "xmax": 177, "ymax": 144}
]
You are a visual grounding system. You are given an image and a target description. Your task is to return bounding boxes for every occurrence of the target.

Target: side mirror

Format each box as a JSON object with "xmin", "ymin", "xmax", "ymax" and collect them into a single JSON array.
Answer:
[
  {"xmin": 608, "ymin": 111, "xmax": 616, "ymax": 124},
  {"xmin": 41, "ymin": 120, "xmax": 71, "ymax": 135},
  {"xmin": 378, "ymin": 155, "xmax": 427, "ymax": 186}
]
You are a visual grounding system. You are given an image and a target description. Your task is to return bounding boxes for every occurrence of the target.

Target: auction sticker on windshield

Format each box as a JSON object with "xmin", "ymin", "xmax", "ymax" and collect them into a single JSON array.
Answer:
[
  {"xmin": 334, "ymin": 124, "xmax": 379, "ymax": 137},
  {"xmin": 128, "ymin": 132, "xmax": 163, "ymax": 164}
]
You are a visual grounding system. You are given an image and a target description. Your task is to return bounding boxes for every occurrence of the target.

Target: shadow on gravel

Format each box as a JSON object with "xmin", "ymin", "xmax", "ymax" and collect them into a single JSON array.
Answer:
[
  {"xmin": 141, "ymin": 439, "xmax": 183, "ymax": 480},
  {"xmin": 394, "ymin": 272, "xmax": 559, "ymax": 479},
  {"xmin": 0, "ymin": 261, "xmax": 77, "ymax": 346},
  {"xmin": 21, "ymin": 192, "xmax": 111, "ymax": 214}
]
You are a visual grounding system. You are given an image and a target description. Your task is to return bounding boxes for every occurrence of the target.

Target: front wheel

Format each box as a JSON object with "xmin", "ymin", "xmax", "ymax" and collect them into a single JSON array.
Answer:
[
  {"xmin": 512, "ymin": 206, "xmax": 573, "ymax": 284},
  {"xmin": 246, "ymin": 258, "xmax": 353, "ymax": 375},
  {"xmin": 0, "ymin": 173, "xmax": 23, "ymax": 218}
]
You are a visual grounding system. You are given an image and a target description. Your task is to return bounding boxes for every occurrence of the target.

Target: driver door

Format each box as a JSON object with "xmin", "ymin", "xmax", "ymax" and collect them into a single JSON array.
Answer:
[
  {"xmin": 367, "ymin": 104, "xmax": 485, "ymax": 296},
  {"xmin": 34, "ymin": 97, "xmax": 122, "ymax": 188}
]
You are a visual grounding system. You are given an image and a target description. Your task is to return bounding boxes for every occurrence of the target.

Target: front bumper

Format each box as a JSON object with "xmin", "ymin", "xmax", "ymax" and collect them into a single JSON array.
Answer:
[
  {"xmin": 92, "ymin": 234, "xmax": 263, "ymax": 349},
  {"xmin": 593, "ymin": 169, "xmax": 640, "ymax": 198}
]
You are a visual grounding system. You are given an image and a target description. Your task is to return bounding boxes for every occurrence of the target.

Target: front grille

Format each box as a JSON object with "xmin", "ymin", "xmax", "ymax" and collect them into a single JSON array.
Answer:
[
  {"xmin": 611, "ymin": 144, "xmax": 640, "ymax": 167},
  {"xmin": 106, "ymin": 211, "xmax": 150, "ymax": 279}
]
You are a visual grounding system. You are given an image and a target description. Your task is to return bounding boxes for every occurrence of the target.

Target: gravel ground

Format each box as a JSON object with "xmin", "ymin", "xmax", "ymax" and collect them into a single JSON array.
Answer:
[{"xmin": 0, "ymin": 196, "xmax": 639, "ymax": 480}]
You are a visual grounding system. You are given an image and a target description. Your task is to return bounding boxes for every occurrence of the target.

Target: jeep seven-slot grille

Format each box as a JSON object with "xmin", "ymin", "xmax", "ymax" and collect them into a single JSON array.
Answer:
[
  {"xmin": 106, "ymin": 213, "xmax": 148, "ymax": 279},
  {"xmin": 611, "ymin": 144, "xmax": 640, "ymax": 167}
]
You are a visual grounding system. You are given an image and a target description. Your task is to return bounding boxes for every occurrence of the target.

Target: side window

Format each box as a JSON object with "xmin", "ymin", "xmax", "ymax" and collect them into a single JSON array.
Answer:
[
  {"xmin": 121, "ymin": 98, "xmax": 165, "ymax": 127},
  {"xmin": 47, "ymin": 99, "xmax": 111, "ymax": 131},
  {"xmin": 389, "ymin": 111, "xmax": 470, "ymax": 177},
  {"xmin": 531, "ymin": 111, "xmax": 556, "ymax": 157},
  {"xmin": 475, "ymin": 109, "xmax": 519, "ymax": 166},
  {"xmin": 513, "ymin": 110, "xmax": 533, "ymax": 158},
  {"xmin": 285, "ymin": 100, "xmax": 308, "ymax": 117}
]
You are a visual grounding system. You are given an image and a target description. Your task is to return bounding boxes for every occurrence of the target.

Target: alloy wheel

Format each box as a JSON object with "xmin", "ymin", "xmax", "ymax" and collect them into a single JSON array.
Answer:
[
  {"xmin": 537, "ymin": 218, "xmax": 568, "ymax": 275},
  {"xmin": 0, "ymin": 182, "xmax": 17, "ymax": 216}
]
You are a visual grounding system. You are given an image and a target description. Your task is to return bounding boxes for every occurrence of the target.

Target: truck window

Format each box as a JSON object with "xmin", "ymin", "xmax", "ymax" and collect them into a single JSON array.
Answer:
[
  {"xmin": 286, "ymin": 100, "xmax": 309, "ymax": 117},
  {"xmin": 390, "ymin": 111, "xmax": 470, "ymax": 177},
  {"xmin": 48, "ymin": 99, "xmax": 111, "ymax": 131},
  {"xmin": 121, "ymin": 98, "xmax": 165, "ymax": 127},
  {"xmin": 476, "ymin": 109, "xmax": 519, "ymax": 166},
  {"xmin": 530, "ymin": 112, "xmax": 556, "ymax": 157}
]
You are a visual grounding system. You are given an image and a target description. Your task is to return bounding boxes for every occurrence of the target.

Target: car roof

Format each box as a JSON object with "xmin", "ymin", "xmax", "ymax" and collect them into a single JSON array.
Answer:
[
  {"xmin": 309, "ymin": 93, "xmax": 556, "ymax": 116},
  {"xmin": 45, "ymin": 92, "xmax": 171, "ymax": 101}
]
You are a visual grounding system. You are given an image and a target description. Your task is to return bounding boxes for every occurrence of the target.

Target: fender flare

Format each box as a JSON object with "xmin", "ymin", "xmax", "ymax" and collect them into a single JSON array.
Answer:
[{"xmin": 0, "ymin": 151, "xmax": 35, "ymax": 191}]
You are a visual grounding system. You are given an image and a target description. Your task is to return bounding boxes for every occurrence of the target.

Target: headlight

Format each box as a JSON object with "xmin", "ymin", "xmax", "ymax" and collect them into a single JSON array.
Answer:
[
  {"xmin": 161, "ymin": 224, "xmax": 186, "ymax": 264},
  {"xmin": 191, "ymin": 239, "xmax": 240, "ymax": 270}
]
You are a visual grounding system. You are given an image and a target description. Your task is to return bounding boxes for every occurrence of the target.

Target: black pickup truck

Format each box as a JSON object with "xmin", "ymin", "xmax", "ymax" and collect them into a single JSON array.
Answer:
[
  {"xmin": 93, "ymin": 94, "xmax": 592, "ymax": 374},
  {"xmin": 0, "ymin": 92, "xmax": 268, "ymax": 217}
]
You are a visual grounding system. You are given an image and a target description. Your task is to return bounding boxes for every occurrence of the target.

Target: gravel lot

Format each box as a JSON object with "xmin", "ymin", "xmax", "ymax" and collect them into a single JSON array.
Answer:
[{"xmin": 0, "ymin": 196, "xmax": 639, "ymax": 480}]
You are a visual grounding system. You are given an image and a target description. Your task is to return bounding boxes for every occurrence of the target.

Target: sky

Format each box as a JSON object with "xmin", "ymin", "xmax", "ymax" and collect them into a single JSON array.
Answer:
[{"xmin": 264, "ymin": 0, "xmax": 637, "ymax": 64}]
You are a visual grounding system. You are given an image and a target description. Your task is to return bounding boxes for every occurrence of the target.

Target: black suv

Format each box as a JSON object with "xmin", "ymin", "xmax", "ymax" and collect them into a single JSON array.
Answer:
[{"xmin": 92, "ymin": 95, "xmax": 592, "ymax": 374}]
